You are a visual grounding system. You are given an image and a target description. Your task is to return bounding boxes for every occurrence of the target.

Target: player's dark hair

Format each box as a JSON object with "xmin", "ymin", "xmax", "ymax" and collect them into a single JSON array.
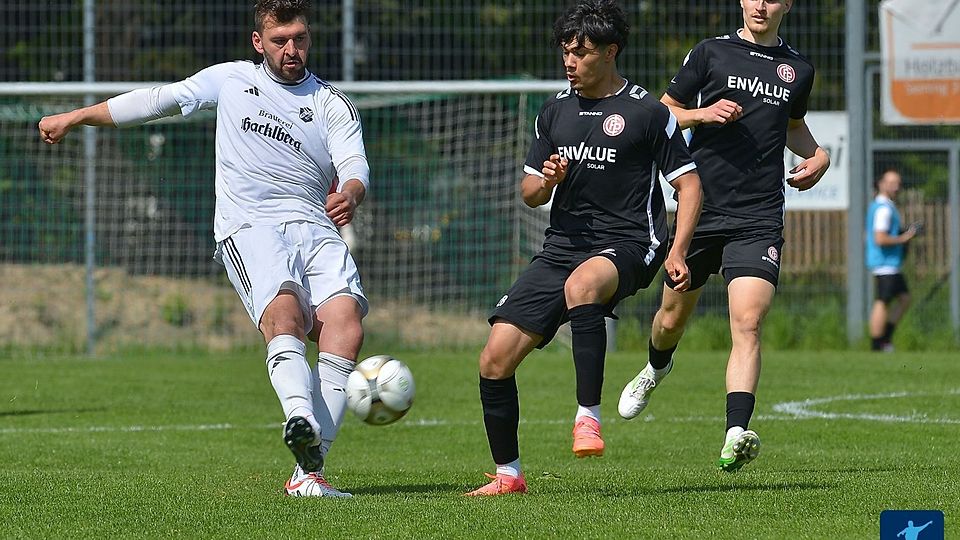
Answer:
[
  {"xmin": 552, "ymin": 0, "xmax": 629, "ymax": 58},
  {"xmin": 254, "ymin": 0, "xmax": 311, "ymax": 32}
]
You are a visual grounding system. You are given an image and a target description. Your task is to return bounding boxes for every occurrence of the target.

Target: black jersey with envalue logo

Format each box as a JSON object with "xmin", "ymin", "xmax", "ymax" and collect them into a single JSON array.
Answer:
[
  {"xmin": 525, "ymin": 81, "xmax": 697, "ymax": 253},
  {"xmin": 666, "ymin": 31, "xmax": 814, "ymax": 226}
]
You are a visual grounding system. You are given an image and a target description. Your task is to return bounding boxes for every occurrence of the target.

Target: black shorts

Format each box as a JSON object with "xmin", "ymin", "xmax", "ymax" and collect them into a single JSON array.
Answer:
[
  {"xmin": 874, "ymin": 273, "xmax": 909, "ymax": 303},
  {"xmin": 490, "ymin": 241, "xmax": 667, "ymax": 348},
  {"xmin": 664, "ymin": 213, "xmax": 784, "ymax": 290}
]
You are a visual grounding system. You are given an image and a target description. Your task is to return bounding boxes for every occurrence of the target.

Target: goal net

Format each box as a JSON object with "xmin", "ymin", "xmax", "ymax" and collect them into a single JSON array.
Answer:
[{"xmin": 0, "ymin": 81, "xmax": 563, "ymax": 349}]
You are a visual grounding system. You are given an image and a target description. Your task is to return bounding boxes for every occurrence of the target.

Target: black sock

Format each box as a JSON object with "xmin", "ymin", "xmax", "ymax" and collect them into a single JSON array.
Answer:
[
  {"xmin": 882, "ymin": 322, "xmax": 896, "ymax": 343},
  {"xmin": 648, "ymin": 339, "xmax": 677, "ymax": 370},
  {"xmin": 479, "ymin": 375, "xmax": 520, "ymax": 465},
  {"xmin": 725, "ymin": 392, "xmax": 756, "ymax": 432},
  {"xmin": 568, "ymin": 304, "xmax": 607, "ymax": 407},
  {"xmin": 871, "ymin": 337, "xmax": 885, "ymax": 351}
]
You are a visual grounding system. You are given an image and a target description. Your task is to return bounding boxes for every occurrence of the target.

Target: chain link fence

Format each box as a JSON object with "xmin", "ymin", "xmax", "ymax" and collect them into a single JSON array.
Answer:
[{"xmin": 1, "ymin": 1, "xmax": 956, "ymax": 351}]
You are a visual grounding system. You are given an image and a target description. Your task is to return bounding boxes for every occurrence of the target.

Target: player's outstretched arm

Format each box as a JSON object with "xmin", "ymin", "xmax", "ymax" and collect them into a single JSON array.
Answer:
[
  {"xmin": 786, "ymin": 117, "xmax": 830, "ymax": 191},
  {"xmin": 39, "ymin": 102, "xmax": 115, "ymax": 144},
  {"xmin": 664, "ymin": 171, "xmax": 703, "ymax": 292},
  {"xmin": 521, "ymin": 154, "xmax": 567, "ymax": 208},
  {"xmin": 660, "ymin": 94, "xmax": 742, "ymax": 130}
]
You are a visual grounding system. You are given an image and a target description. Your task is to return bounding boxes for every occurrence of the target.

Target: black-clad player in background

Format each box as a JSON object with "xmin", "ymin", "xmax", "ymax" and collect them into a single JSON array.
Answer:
[
  {"xmin": 466, "ymin": 0, "xmax": 703, "ymax": 496},
  {"xmin": 617, "ymin": 0, "xmax": 830, "ymax": 472}
]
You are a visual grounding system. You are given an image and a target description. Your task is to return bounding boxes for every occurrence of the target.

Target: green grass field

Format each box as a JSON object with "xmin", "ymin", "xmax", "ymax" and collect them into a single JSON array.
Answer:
[{"xmin": 1, "ymin": 346, "xmax": 957, "ymax": 539}]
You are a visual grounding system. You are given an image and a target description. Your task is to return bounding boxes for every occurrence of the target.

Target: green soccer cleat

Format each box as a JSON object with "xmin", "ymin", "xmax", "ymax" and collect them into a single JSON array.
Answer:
[{"xmin": 717, "ymin": 429, "xmax": 760, "ymax": 472}]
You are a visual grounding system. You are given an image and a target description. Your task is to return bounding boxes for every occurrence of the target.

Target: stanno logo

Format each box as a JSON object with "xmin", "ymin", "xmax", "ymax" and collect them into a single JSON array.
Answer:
[
  {"xmin": 777, "ymin": 63, "xmax": 796, "ymax": 83},
  {"xmin": 244, "ymin": 87, "xmax": 260, "ymax": 96},
  {"xmin": 241, "ymin": 117, "xmax": 303, "ymax": 152},
  {"xmin": 579, "ymin": 111, "xmax": 603, "ymax": 116},
  {"xmin": 603, "ymin": 114, "xmax": 625, "ymax": 136},
  {"xmin": 496, "ymin": 295, "xmax": 508, "ymax": 308},
  {"xmin": 299, "ymin": 107, "xmax": 314, "ymax": 122},
  {"xmin": 749, "ymin": 51, "xmax": 774, "ymax": 61}
]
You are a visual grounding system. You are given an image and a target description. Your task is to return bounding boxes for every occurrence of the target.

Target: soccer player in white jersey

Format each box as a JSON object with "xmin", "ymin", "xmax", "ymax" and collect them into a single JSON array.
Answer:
[{"xmin": 39, "ymin": 0, "xmax": 366, "ymax": 497}]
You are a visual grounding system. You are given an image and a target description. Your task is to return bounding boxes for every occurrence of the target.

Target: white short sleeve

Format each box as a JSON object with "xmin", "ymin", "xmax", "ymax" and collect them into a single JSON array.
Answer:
[{"xmin": 873, "ymin": 205, "xmax": 892, "ymax": 232}]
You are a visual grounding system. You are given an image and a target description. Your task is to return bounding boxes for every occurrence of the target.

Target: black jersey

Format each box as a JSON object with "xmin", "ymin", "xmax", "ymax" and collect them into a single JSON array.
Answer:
[
  {"xmin": 666, "ymin": 30, "xmax": 815, "ymax": 225},
  {"xmin": 525, "ymin": 81, "xmax": 696, "ymax": 253}
]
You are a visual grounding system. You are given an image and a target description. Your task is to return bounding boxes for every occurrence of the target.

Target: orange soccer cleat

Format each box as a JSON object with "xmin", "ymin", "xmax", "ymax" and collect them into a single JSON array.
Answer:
[
  {"xmin": 464, "ymin": 472, "xmax": 528, "ymax": 496},
  {"xmin": 572, "ymin": 416, "xmax": 605, "ymax": 458}
]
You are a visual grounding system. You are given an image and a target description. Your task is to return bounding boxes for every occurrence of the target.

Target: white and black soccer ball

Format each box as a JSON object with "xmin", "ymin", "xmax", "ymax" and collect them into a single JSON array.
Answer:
[{"xmin": 346, "ymin": 355, "xmax": 415, "ymax": 425}]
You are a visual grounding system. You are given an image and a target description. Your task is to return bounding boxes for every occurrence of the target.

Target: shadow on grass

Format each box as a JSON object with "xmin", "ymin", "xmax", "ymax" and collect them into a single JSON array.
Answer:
[
  {"xmin": 652, "ymin": 481, "xmax": 836, "ymax": 495},
  {"xmin": 348, "ymin": 483, "xmax": 465, "ymax": 496},
  {"xmin": 785, "ymin": 465, "xmax": 942, "ymax": 474},
  {"xmin": 0, "ymin": 407, "xmax": 107, "ymax": 417}
]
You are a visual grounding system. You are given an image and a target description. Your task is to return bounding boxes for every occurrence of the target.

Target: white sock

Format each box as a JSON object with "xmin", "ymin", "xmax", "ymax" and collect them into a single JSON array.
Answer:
[
  {"xmin": 496, "ymin": 458, "xmax": 522, "ymax": 478},
  {"xmin": 726, "ymin": 426, "xmax": 745, "ymax": 441},
  {"xmin": 651, "ymin": 362, "xmax": 672, "ymax": 378},
  {"xmin": 265, "ymin": 335, "xmax": 315, "ymax": 427},
  {"xmin": 575, "ymin": 405, "xmax": 601, "ymax": 423},
  {"xmin": 315, "ymin": 351, "xmax": 355, "ymax": 455}
]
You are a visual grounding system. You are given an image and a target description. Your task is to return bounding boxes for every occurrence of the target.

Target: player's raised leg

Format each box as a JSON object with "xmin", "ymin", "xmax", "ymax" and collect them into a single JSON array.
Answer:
[
  {"xmin": 619, "ymin": 283, "xmax": 702, "ymax": 419},
  {"xmin": 717, "ymin": 275, "xmax": 773, "ymax": 472},
  {"xmin": 465, "ymin": 321, "xmax": 539, "ymax": 496},
  {"xmin": 311, "ymin": 295, "xmax": 363, "ymax": 456},
  {"xmin": 288, "ymin": 295, "xmax": 364, "ymax": 498},
  {"xmin": 565, "ymin": 256, "xmax": 619, "ymax": 457}
]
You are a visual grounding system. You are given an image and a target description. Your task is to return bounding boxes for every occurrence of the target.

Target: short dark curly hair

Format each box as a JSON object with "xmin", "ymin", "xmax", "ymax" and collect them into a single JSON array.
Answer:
[
  {"xmin": 254, "ymin": 0, "xmax": 311, "ymax": 32},
  {"xmin": 552, "ymin": 0, "xmax": 629, "ymax": 58}
]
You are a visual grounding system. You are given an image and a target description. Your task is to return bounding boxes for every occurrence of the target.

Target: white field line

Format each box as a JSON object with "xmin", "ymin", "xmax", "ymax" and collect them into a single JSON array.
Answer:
[
  {"xmin": 1, "ymin": 390, "xmax": 957, "ymax": 435},
  {"xmin": 772, "ymin": 389, "xmax": 960, "ymax": 424}
]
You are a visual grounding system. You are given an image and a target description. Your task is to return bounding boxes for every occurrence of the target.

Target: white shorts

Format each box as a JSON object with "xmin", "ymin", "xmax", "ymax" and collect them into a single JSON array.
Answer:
[{"xmin": 215, "ymin": 221, "xmax": 368, "ymax": 333}]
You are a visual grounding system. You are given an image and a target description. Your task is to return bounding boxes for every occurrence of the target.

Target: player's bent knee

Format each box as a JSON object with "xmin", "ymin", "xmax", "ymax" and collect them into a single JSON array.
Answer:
[
  {"xmin": 478, "ymin": 343, "xmax": 519, "ymax": 380},
  {"xmin": 563, "ymin": 278, "xmax": 599, "ymax": 306}
]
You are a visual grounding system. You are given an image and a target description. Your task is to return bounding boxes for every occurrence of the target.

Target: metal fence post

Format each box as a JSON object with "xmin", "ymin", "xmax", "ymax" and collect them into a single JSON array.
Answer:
[
  {"xmin": 83, "ymin": 0, "xmax": 97, "ymax": 355},
  {"xmin": 846, "ymin": 0, "xmax": 867, "ymax": 345}
]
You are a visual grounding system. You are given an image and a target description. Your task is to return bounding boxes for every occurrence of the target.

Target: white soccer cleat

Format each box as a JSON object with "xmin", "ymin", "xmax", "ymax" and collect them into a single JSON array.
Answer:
[
  {"xmin": 284, "ymin": 465, "xmax": 353, "ymax": 498},
  {"xmin": 618, "ymin": 360, "xmax": 672, "ymax": 419}
]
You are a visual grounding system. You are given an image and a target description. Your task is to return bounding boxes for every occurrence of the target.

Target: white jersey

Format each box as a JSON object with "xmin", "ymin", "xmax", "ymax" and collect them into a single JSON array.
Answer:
[{"xmin": 163, "ymin": 61, "xmax": 368, "ymax": 241}]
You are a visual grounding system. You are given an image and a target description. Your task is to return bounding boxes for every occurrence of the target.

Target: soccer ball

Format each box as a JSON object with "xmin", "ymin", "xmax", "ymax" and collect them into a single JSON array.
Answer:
[{"xmin": 346, "ymin": 355, "xmax": 415, "ymax": 425}]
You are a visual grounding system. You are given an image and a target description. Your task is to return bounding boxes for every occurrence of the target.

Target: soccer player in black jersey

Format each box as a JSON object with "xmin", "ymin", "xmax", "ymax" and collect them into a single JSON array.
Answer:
[
  {"xmin": 466, "ymin": 0, "xmax": 703, "ymax": 496},
  {"xmin": 617, "ymin": 0, "xmax": 831, "ymax": 472}
]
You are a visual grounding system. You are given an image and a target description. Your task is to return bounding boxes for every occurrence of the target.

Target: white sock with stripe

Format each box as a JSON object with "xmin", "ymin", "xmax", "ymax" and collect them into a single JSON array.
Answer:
[
  {"xmin": 314, "ymin": 352, "xmax": 355, "ymax": 455},
  {"xmin": 265, "ymin": 335, "xmax": 316, "ymax": 430}
]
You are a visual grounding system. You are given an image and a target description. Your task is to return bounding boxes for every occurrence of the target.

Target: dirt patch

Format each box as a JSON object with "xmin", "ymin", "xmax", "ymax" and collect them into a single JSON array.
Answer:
[{"xmin": 0, "ymin": 264, "xmax": 489, "ymax": 351}]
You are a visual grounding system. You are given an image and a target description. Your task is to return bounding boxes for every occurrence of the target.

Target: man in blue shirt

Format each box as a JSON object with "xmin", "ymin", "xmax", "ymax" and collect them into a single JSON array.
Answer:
[{"xmin": 866, "ymin": 169, "xmax": 918, "ymax": 352}]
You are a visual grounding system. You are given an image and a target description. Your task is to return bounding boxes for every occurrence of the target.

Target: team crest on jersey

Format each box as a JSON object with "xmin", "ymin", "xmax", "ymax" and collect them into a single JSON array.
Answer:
[
  {"xmin": 299, "ymin": 107, "xmax": 314, "ymax": 122},
  {"xmin": 603, "ymin": 114, "xmax": 625, "ymax": 137},
  {"xmin": 776, "ymin": 63, "xmax": 796, "ymax": 83}
]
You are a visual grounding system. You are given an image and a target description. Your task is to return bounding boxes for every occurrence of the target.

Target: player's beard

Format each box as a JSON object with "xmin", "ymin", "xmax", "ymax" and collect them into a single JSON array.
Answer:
[{"xmin": 264, "ymin": 53, "xmax": 306, "ymax": 82}]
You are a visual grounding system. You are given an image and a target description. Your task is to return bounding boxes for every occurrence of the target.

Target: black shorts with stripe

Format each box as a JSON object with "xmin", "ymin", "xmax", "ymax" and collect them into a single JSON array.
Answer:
[
  {"xmin": 664, "ymin": 212, "xmax": 784, "ymax": 290},
  {"xmin": 490, "ymin": 241, "xmax": 667, "ymax": 348}
]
